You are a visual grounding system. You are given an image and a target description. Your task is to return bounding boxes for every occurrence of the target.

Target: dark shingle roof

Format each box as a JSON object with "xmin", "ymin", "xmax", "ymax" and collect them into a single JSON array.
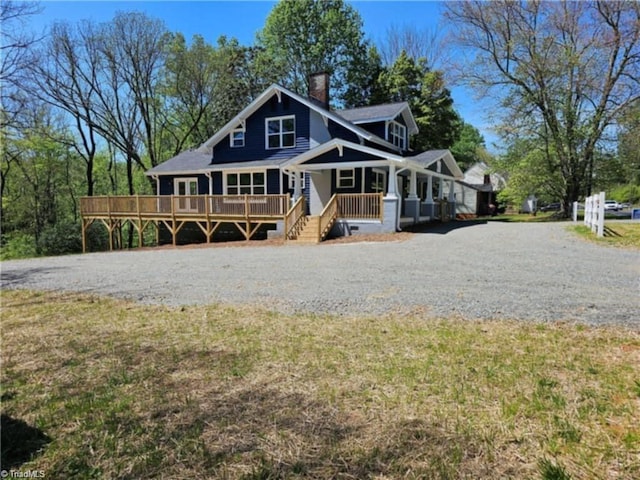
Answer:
[
  {"xmin": 146, "ymin": 150, "xmax": 211, "ymax": 175},
  {"xmin": 337, "ymin": 102, "xmax": 409, "ymax": 123}
]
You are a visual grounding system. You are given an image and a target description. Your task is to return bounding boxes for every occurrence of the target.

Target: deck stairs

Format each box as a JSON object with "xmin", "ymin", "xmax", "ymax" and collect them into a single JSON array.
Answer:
[{"xmin": 290, "ymin": 214, "xmax": 337, "ymax": 243}]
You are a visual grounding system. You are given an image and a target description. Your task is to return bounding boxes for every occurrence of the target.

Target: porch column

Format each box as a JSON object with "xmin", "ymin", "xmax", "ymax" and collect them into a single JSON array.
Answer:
[
  {"xmin": 386, "ymin": 164, "xmax": 398, "ymax": 198},
  {"xmin": 293, "ymin": 170, "xmax": 302, "ymax": 201},
  {"xmin": 448, "ymin": 179, "xmax": 456, "ymax": 221},
  {"xmin": 421, "ymin": 174, "xmax": 434, "ymax": 219},
  {"xmin": 383, "ymin": 163, "xmax": 399, "ymax": 232},
  {"xmin": 405, "ymin": 169, "xmax": 420, "ymax": 223}
]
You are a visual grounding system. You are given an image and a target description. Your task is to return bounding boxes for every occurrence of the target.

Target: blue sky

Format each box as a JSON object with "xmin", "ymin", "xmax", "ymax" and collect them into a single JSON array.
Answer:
[{"xmin": 27, "ymin": 1, "xmax": 497, "ymax": 149}]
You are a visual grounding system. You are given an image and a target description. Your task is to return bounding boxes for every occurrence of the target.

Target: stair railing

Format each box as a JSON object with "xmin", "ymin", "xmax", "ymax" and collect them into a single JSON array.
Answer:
[
  {"xmin": 284, "ymin": 196, "xmax": 306, "ymax": 240},
  {"xmin": 318, "ymin": 194, "xmax": 338, "ymax": 240}
]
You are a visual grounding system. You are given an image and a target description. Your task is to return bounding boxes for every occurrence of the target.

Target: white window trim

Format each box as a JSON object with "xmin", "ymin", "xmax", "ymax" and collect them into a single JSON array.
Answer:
[
  {"xmin": 337, "ymin": 168, "xmax": 355, "ymax": 189},
  {"xmin": 288, "ymin": 171, "xmax": 305, "ymax": 190},
  {"xmin": 371, "ymin": 168, "xmax": 387, "ymax": 193},
  {"xmin": 387, "ymin": 120, "xmax": 407, "ymax": 150},
  {"xmin": 230, "ymin": 127, "xmax": 245, "ymax": 148},
  {"xmin": 223, "ymin": 170, "xmax": 267, "ymax": 195},
  {"xmin": 174, "ymin": 177, "xmax": 199, "ymax": 195},
  {"xmin": 265, "ymin": 115, "xmax": 296, "ymax": 150}
]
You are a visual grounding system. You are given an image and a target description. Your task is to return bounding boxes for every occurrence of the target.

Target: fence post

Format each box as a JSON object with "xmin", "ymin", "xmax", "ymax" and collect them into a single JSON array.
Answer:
[
  {"xmin": 572, "ymin": 201, "xmax": 578, "ymax": 223},
  {"xmin": 597, "ymin": 191, "xmax": 605, "ymax": 237}
]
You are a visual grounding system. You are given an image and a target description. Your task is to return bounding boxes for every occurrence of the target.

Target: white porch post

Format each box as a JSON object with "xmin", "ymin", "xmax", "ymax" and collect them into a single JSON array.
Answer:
[
  {"xmin": 448, "ymin": 179, "xmax": 456, "ymax": 222},
  {"xmin": 408, "ymin": 170, "xmax": 418, "ymax": 199},
  {"xmin": 386, "ymin": 163, "xmax": 397, "ymax": 198},
  {"xmin": 382, "ymin": 162, "xmax": 399, "ymax": 233},
  {"xmin": 405, "ymin": 169, "xmax": 420, "ymax": 223},
  {"xmin": 293, "ymin": 170, "xmax": 302, "ymax": 201},
  {"xmin": 426, "ymin": 175, "xmax": 433, "ymax": 202},
  {"xmin": 421, "ymin": 174, "xmax": 434, "ymax": 219}
]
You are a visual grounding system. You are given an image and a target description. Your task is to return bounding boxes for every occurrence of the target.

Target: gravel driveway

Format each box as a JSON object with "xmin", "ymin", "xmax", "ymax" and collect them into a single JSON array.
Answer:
[{"xmin": 2, "ymin": 221, "xmax": 639, "ymax": 327}]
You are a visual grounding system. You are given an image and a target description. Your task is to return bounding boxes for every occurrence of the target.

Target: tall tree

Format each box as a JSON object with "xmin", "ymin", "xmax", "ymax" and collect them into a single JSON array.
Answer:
[
  {"xmin": 0, "ymin": 0, "xmax": 42, "ymax": 130},
  {"xmin": 29, "ymin": 21, "xmax": 100, "ymax": 196},
  {"xmin": 378, "ymin": 23, "xmax": 446, "ymax": 70},
  {"xmin": 445, "ymin": 0, "xmax": 640, "ymax": 214},
  {"xmin": 450, "ymin": 122, "xmax": 487, "ymax": 171},
  {"xmin": 257, "ymin": 0, "xmax": 371, "ymax": 106},
  {"xmin": 376, "ymin": 51, "xmax": 461, "ymax": 151}
]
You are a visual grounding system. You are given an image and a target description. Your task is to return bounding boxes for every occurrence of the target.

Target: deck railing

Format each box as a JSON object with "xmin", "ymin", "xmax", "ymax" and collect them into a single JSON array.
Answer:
[
  {"xmin": 80, "ymin": 194, "xmax": 291, "ymax": 218},
  {"xmin": 336, "ymin": 193, "xmax": 383, "ymax": 220}
]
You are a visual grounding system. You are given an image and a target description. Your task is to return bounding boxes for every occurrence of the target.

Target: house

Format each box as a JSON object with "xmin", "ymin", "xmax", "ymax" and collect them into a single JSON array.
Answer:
[
  {"xmin": 449, "ymin": 162, "xmax": 506, "ymax": 217},
  {"xmin": 80, "ymin": 73, "xmax": 464, "ymax": 249}
]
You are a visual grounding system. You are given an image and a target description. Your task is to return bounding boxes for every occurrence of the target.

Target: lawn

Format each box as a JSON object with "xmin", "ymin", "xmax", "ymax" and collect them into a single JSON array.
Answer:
[
  {"xmin": 570, "ymin": 223, "xmax": 640, "ymax": 249},
  {"xmin": 1, "ymin": 290, "xmax": 639, "ymax": 479}
]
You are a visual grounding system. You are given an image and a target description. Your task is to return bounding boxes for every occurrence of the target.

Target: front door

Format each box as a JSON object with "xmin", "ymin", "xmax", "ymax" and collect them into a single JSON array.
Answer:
[{"xmin": 174, "ymin": 178, "xmax": 199, "ymax": 212}]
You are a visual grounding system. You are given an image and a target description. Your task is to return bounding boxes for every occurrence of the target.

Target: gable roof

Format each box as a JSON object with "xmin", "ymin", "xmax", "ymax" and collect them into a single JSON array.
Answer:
[
  {"xmin": 409, "ymin": 149, "xmax": 464, "ymax": 179},
  {"xmin": 197, "ymin": 84, "xmax": 402, "ymax": 155},
  {"xmin": 146, "ymin": 150, "xmax": 212, "ymax": 176},
  {"xmin": 337, "ymin": 102, "xmax": 419, "ymax": 135}
]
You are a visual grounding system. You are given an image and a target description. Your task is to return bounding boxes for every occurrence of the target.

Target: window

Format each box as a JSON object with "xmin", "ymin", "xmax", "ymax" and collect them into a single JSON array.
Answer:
[
  {"xmin": 371, "ymin": 169, "xmax": 386, "ymax": 193},
  {"xmin": 225, "ymin": 171, "xmax": 266, "ymax": 195},
  {"xmin": 230, "ymin": 128, "xmax": 245, "ymax": 148},
  {"xmin": 337, "ymin": 169, "xmax": 355, "ymax": 189},
  {"xmin": 387, "ymin": 121, "xmax": 407, "ymax": 150},
  {"xmin": 288, "ymin": 171, "xmax": 305, "ymax": 190},
  {"xmin": 266, "ymin": 116, "xmax": 295, "ymax": 149}
]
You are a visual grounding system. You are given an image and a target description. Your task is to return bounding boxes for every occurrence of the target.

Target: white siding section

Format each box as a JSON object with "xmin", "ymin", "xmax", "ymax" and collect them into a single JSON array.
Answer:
[{"xmin": 309, "ymin": 110, "xmax": 331, "ymax": 149}]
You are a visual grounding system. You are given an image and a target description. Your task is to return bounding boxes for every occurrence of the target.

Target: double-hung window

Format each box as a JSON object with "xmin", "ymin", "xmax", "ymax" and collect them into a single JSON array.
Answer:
[
  {"xmin": 288, "ymin": 171, "xmax": 305, "ymax": 190},
  {"xmin": 387, "ymin": 121, "xmax": 407, "ymax": 150},
  {"xmin": 337, "ymin": 169, "xmax": 355, "ymax": 189},
  {"xmin": 266, "ymin": 116, "xmax": 295, "ymax": 149},
  {"xmin": 226, "ymin": 171, "xmax": 266, "ymax": 195},
  {"xmin": 230, "ymin": 127, "xmax": 245, "ymax": 148}
]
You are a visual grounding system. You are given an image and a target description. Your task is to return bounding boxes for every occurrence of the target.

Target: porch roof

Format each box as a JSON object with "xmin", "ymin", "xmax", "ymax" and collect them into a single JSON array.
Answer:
[
  {"xmin": 282, "ymin": 139, "xmax": 463, "ymax": 180},
  {"xmin": 145, "ymin": 150, "xmax": 212, "ymax": 176}
]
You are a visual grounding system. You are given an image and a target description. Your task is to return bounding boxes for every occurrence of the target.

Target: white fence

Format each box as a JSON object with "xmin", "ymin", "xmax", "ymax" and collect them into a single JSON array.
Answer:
[{"xmin": 580, "ymin": 191, "xmax": 605, "ymax": 237}]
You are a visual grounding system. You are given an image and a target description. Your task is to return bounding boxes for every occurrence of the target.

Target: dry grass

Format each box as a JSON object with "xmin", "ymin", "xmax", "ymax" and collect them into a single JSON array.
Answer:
[
  {"xmin": 1, "ymin": 290, "xmax": 639, "ymax": 479},
  {"xmin": 571, "ymin": 223, "xmax": 640, "ymax": 249}
]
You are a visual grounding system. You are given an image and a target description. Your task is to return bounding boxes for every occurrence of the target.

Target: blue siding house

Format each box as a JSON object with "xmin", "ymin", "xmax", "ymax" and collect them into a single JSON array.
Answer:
[{"xmin": 145, "ymin": 73, "xmax": 464, "ymax": 242}]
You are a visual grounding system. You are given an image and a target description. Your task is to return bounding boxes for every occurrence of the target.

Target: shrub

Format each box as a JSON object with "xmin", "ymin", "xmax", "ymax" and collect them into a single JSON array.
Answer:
[{"xmin": 0, "ymin": 233, "xmax": 38, "ymax": 260}]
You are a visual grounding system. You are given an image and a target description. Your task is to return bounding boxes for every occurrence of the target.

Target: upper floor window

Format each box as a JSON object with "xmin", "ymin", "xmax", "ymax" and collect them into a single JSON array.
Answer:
[
  {"xmin": 266, "ymin": 115, "xmax": 295, "ymax": 149},
  {"xmin": 230, "ymin": 128, "xmax": 245, "ymax": 148},
  {"xmin": 387, "ymin": 121, "xmax": 407, "ymax": 150}
]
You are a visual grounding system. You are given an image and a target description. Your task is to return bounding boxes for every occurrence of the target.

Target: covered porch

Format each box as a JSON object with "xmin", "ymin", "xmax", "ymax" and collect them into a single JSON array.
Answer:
[{"xmin": 284, "ymin": 140, "xmax": 462, "ymax": 234}]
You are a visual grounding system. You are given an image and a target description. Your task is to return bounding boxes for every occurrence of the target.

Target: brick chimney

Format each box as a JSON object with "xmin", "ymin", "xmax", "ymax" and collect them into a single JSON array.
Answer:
[{"xmin": 309, "ymin": 72, "xmax": 330, "ymax": 109}]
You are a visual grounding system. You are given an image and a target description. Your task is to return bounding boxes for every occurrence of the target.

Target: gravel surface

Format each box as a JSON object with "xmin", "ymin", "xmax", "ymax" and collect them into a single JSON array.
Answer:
[{"xmin": 2, "ymin": 221, "xmax": 639, "ymax": 327}]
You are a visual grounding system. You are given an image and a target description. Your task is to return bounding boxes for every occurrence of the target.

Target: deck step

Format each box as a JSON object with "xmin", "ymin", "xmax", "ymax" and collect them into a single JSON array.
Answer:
[{"xmin": 291, "ymin": 216, "xmax": 321, "ymax": 243}]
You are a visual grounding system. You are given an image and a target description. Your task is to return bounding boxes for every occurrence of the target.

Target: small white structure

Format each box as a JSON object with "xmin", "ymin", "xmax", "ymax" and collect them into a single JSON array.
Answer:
[
  {"xmin": 521, "ymin": 195, "xmax": 538, "ymax": 214},
  {"xmin": 452, "ymin": 162, "xmax": 506, "ymax": 216}
]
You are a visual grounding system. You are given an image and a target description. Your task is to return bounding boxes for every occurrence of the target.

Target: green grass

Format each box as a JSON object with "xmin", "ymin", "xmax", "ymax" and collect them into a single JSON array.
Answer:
[
  {"xmin": 2, "ymin": 290, "xmax": 639, "ymax": 479},
  {"xmin": 570, "ymin": 223, "xmax": 640, "ymax": 249}
]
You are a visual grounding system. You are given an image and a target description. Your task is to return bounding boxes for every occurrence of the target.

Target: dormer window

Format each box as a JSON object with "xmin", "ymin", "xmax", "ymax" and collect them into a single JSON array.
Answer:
[
  {"xmin": 230, "ymin": 127, "xmax": 245, "ymax": 148},
  {"xmin": 266, "ymin": 115, "xmax": 295, "ymax": 149},
  {"xmin": 387, "ymin": 121, "xmax": 407, "ymax": 150}
]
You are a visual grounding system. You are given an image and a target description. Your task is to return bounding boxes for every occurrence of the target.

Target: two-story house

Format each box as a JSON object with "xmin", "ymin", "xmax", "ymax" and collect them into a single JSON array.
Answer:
[{"xmin": 142, "ymin": 73, "xmax": 462, "ymax": 244}]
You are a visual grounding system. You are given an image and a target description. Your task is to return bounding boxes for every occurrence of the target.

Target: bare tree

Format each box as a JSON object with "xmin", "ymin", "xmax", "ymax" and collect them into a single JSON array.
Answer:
[
  {"xmin": 378, "ymin": 23, "xmax": 447, "ymax": 69},
  {"xmin": 0, "ymin": 1, "xmax": 42, "ymax": 128},
  {"xmin": 445, "ymin": 1, "xmax": 640, "ymax": 213}
]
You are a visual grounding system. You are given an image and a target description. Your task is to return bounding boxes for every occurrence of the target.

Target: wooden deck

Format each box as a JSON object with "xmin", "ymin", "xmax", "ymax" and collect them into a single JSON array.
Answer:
[
  {"xmin": 80, "ymin": 194, "xmax": 291, "ymax": 251},
  {"xmin": 80, "ymin": 193, "xmax": 385, "ymax": 251}
]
